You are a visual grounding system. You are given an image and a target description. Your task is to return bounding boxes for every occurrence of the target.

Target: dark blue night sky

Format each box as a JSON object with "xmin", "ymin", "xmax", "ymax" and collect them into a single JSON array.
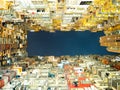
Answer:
[{"xmin": 27, "ymin": 31, "xmax": 116, "ymax": 56}]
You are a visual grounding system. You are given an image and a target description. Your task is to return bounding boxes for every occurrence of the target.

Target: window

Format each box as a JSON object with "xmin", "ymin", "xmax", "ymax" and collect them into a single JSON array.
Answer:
[{"xmin": 80, "ymin": 1, "xmax": 92, "ymax": 5}]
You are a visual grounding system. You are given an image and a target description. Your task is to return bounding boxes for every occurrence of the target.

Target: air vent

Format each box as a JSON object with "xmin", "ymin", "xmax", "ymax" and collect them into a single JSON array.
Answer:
[{"xmin": 80, "ymin": 1, "xmax": 92, "ymax": 5}]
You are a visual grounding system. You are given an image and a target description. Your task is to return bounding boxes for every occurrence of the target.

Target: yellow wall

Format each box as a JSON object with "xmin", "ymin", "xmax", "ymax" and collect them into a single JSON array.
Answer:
[{"xmin": 0, "ymin": 0, "xmax": 13, "ymax": 10}]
